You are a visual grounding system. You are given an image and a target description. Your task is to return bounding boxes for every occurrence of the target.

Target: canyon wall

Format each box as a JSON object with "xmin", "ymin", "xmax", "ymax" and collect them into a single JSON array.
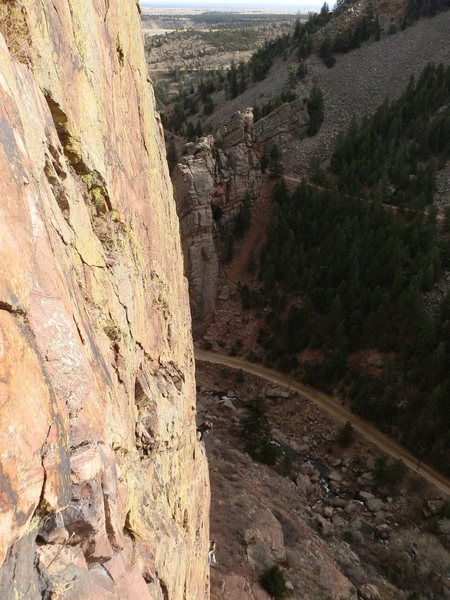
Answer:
[
  {"xmin": 172, "ymin": 109, "xmax": 261, "ymax": 335},
  {"xmin": 0, "ymin": 1, "xmax": 209, "ymax": 598}
]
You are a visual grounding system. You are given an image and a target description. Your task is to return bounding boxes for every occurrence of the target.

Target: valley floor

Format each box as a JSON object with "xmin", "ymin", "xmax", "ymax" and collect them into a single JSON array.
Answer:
[{"xmin": 196, "ymin": 359, "xmax": 450, "ymax": 600}]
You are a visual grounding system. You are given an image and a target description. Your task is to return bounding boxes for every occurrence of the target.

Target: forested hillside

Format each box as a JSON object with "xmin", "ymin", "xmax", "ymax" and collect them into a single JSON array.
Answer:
[
  {"xmin": 243, "ymin": 63, "xmax": 450, "ymax": 472},
  {"xmin": 331, "ymin": 63, "xmax": 450, "ymax": 208}
]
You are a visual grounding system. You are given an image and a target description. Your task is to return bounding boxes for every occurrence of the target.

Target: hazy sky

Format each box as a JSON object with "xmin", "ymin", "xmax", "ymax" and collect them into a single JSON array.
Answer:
[{"xmin": 140, "ymin": 1, "xmax": 325, "ymax": 10}]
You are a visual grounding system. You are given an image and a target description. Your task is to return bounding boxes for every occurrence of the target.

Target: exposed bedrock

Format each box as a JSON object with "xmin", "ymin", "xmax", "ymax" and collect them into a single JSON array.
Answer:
[
  {"xmin": 0, "ymin": 1, "xmax": 209, "ymax": 598},
  {"xmin": 172, "ymin": 109, "xmax": 262, "ymax": 335}
]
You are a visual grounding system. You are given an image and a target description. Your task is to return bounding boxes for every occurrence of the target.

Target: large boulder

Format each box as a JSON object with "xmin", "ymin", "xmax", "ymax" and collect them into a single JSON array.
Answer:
[
  {"xmin": 219, "ymin": 575, "xmax": 271, "ymax": 600},
  {"xmin": 245, "ymin": 507, "xmax": 286, "ymax": 566}
]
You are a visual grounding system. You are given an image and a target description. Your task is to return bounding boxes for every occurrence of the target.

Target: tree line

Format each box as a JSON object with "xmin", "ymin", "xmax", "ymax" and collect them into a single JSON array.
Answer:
[{"xmin": 240, "ymin": 62, "xmax": 450, "ymax": 473}]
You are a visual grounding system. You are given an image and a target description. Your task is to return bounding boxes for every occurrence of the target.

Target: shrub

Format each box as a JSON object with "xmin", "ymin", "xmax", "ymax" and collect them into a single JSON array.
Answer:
[
  {"xmin": 260, "ymin": 565, "xmax": 287, "ymax": 599},
  {"xmin": 307, "ymin": 86, "xmax": 324, "ymax": 136},
  {"xmin": 247, "ymin": 350, "xmax": 260, "ymax": 363},
  {"xmin": 380, "ymin": 528, "xmax": 450, "ymax": 592},
  {"xmin": 373, "ymin": 454, "xmax": 388, "ymax": 483},
  {"xmin": 235, "ymin": 369, "xmax": 245, "ymax": 384},
  {"xmin": 373, "ymin": 456, "xmax": 407, "ymax": 490},
  {"xmin": 297, "ymin": 60, "xmax": 308, "ymax": 80},
  {"xmin": 241, "ymin": 397, "xmax": 279, "ymax": 466},
  {"xmin": 389, "ymin": 458, "xmax": 408, "ymax": 486},
  {"xmin": 342, "ymin": 529, "xmax": 355, "ymax": 544},
  {"xmin": 337, "ymin": 421, "xmax": 355, "ymax": 447},
  {"xmin": 212, "ymin": 205, "xmax": 223, "ymax": 221}
]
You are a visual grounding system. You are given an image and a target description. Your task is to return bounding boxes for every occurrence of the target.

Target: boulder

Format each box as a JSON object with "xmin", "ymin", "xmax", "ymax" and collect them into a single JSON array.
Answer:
[
  {"xmin": 359, "ymin": 491, "xmax": 375, "ymax": 502},
  {"xmin": 366, "ymin": 499, "xmax": 384, "ymax": 513},
  {"xmin": 219, "ymin": 285, "xmax": 231, "ymax": 301},
  {"xmin": 219, "ymin": 576, "xmax": 271, "ymax": 600},
  {"xmin": 423, "ymin": 498, "xmax": 444, "ymax": 518},
  {"xmin": 329, "ymin": 470, "xmax": 343, "ymax": 483},
  {"xmin": 296, "ymin": 473, "xmax": 313, "ymax": 496},
  {"xmin": 245, "ymin": 507, "xmax": 286, "ymax": 565},
  {"xmin": 314, "ymin": 515, "xmax": 335, "ymax": 537},
  {"xmin": 265, "ymin": 387, "xmax": 290, "ymax": 399},
  {"xmin": 358, "ymin": 583, "xmax": 382, "ymax": 600}
]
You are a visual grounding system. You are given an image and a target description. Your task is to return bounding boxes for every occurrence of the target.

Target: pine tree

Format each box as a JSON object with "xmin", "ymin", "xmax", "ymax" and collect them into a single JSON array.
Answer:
[
  {"xmin": 228, "ymin": 61, "xmax": 238, "ymax": 99},
  {"xmin": 319, "ymin": 36, "xmax": 336, "ymax": 68},
  {"xmin": 241, "ymin": 397, "xmax": 279, "ymax": 465},
  {"xmin": 307, "ymin": 86, "xmax": 325, "ymax": 136}
]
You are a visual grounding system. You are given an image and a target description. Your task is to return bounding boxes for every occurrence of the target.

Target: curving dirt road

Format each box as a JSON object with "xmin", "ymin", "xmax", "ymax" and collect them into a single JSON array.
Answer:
[{"xmin": 196, "ymin": 349, "xmax": 450, "ymax": 497}]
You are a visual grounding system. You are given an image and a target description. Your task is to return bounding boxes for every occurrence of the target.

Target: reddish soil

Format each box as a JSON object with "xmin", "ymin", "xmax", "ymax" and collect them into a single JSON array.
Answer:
[
  {"xmin": 202, "ymin": 176, "xmax": 276, "ymax": 353},
  {"xmin": 298, "ymin": 348, "xmax": 324, "ymax": 365},
  {"xmin": 224, "ymin": 176, "xmax": 275, "ymax": 287},
  {"xmin": 347, "ymin": 349, "xmax": 394, "ymax": 377}
]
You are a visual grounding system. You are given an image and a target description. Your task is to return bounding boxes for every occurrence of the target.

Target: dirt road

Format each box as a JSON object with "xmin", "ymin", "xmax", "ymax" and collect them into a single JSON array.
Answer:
[{"xmin": 196, "ymin": 349, "xmax": 450, "ymax": 497}]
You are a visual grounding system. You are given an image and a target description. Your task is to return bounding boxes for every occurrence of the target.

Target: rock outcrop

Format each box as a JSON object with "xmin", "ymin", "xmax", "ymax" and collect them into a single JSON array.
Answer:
[
  {"xmin": 172, "ymin": 110, "xmax": 261, "ymax": 335},
  {"xmin": 254, "ymin": 98, "xmax": 309, "ymax": 154},
  {"xmin": 0, "ymin": 1, "xmax": 209, "ymax": 599}
]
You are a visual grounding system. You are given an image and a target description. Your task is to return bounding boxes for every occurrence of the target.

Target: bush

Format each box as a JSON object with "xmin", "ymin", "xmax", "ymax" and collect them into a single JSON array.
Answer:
[
  {"xmin": 235, "ymin": 369, "xmax": 245, "ymax": 384},
  {"xmin": 380, "ymin": 528, "xmax": 450, "ymax": 593},
  {"xmin": 241, "ymin": 397, "xmax": 279, "ymax": 466},
  {"xmin": 260, "ymin": 565, "xmax": 287, "ymax": 599},
  {"xmin": 373, "ymin": 455, "xmax": 407, "ymax": 490},
  {"xmin": 259, "ymin": 443, "xmax": 280, "ymax": 466},
  {"xmin": 342, "ymin": 529, "xmax": 355, "ymax": 544},
  {"xmin": 297, "ymin": 60, "xmax": 307, "ymax": 80},
  {"xmin": 373, "ymin": 454, "xmax": 388, "ymax": 483},
  {"xmin": 212, "ymin": 205, "xmax": 223, "ymax": 221},
  {"xmin": 229, "ymin": 344, "xmax": 238, "ymax": 356},
  {"xmin": 337, "ymin": 421, "xmax": 355, "ymax": 447},
  {"xmin": 389, "ymin": 458, "xmax": 408, "ymax": 486},
  {"xmin": 319, "ymin": 36, "xmax": 336, "ymax": 68},
  {"xmin": 307, "ymin": 86, "xmax": 324, "ymax": 136}
]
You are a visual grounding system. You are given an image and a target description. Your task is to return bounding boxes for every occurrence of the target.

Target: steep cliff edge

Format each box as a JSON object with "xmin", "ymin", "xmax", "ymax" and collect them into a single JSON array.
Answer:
[
  {"xmin": 0, "ymin": 1, "xmax": 209, "ymax": 599},
  {"xmin": 172, "ymin": 110, "xmax": 261, "ymax": 335}
]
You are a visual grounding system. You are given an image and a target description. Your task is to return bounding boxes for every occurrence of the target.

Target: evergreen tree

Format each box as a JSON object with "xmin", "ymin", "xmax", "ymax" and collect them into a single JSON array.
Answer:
[
  {"xmin": 307, "ymin": 86, "xmax": 325, "ymax": 136},
  {"xmin": 297, "ymin": 60, "xmax": 308, "ymax": 80},
  {"xmin": 319, "ymin": 35, "xmax": 336, "ymax": 68},
  {"xmin": 186, "ymin": 121, "xmax": 196, "ymax": 142},
  {"xmin": 270, "ymin": 144, "xmax": 283, "ymax": 177},
  {"xmin": 241, "ymin": 397, "xmax": 279, "ymax": 465},
  {"xmin": 195, "ymin": 120, "xmax": 203, "ymax": 138},
  {"xmin": 228, "ymin": 61, "xmax": 238, "ymax": 99}
]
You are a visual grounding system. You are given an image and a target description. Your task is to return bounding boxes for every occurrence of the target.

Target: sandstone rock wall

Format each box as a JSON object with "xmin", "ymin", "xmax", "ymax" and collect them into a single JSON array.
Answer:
[
  {"xmin": 172, "ymin": 110, "xmax": 261, "ymax": 335},
  {"xmin": 0, "ymin": 1, "xmax": 209, "ymax": 598}
]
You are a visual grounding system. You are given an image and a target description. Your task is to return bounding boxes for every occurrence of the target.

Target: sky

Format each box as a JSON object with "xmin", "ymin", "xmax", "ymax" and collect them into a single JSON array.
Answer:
[{"xmin": 140, "ymin": 1, "xmax": 325, "ymax": 10}]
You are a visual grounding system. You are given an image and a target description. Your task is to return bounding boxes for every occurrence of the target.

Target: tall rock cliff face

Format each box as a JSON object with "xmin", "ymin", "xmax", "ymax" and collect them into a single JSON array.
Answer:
[
  {"xmin": 0, "ymin": 1, "xmax": 209, "ymax": 599},
  {"xmin": 172, "ymin": 109, "xmax": 261, "ymax": 335}
]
